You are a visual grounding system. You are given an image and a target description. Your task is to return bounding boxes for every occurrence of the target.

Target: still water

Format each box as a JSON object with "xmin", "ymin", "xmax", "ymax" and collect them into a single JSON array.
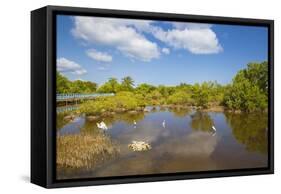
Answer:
[{"xmin": 57, "ymin": 106, "xmax": 268, "ymax": 179}]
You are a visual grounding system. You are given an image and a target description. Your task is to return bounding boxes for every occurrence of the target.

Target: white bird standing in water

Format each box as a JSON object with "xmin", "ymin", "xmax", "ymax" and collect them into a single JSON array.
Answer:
[
  {"xmin": 133, "ymin": 120, "xmax": 137, "ymax": 128},
  {"xmin": 97, "ymin": 121, "xmax": 108, "ymax": 130},
  {"xmin": 212, "ymin": 125, "xmax": 216, "ymax": 132},
  {"xmin": 162, "ymin": 120, "xmax": 166, "ymax": 128}
]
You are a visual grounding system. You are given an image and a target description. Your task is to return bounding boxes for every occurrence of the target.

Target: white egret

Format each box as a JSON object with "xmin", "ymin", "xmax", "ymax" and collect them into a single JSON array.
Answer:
[
  {"xmin": 97, "ymin": 121, "xmax": 108, "ymax": 130},
  {"xmin": 133, "ymin": 120, "xmax": 137, "ymax": 128},
  {"xmin": 162, "ymin": 120, "xmax": 166, "ymax": 128}
]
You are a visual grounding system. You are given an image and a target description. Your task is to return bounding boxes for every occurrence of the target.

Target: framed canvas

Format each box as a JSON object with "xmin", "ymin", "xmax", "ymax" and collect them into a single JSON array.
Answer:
[{"xmin": 31, "ymin": 5, "xmax": 274, "ymax": 188}]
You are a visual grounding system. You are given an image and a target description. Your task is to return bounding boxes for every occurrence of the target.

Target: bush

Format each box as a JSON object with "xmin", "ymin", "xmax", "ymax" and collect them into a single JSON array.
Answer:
[
  {"xmin": 114, "ymin": 92, "xmax": 138, "ymax": 110},
  {"xmin": 80, "ymin": 92, "xmax": 143, "ymax": 116},
  {"xmin": 191, "ymin": 83, "xmax": 209, "ymax": 108},
  {"xmin": 223, "ymin": 62, "xmax": 268, "ymax": 112},
  {"xmin": 167, "ymin": 91, "xmax": 192, "ymax": 105},
  {"xmin": 80, "ymin": 97, "xmax": 117, "ymax": 116}
]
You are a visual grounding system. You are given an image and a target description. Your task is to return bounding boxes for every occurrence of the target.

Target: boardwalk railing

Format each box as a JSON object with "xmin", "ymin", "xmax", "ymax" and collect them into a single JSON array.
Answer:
[
  {"xmin": 56, "ymin": 105, "xmax": 79, "ymax": 113},
  {"xmin": 56, "ymin": 93, "xmax": 115, "ymax": 102}
]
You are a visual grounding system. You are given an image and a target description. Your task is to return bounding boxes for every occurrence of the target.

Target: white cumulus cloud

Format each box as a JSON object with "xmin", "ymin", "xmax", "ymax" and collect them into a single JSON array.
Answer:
[
  {"xmin": 86, "ymin": 49, "xmax": 112, "ymax": 62},
  {"xmin": 151, "ymin": 23, "xmax": 223, "ymax": 54},
  {"xmin": 57, "ymin": 57, "xmax": 87, "ymax": 75},
  {"xmin": 172, "ymin": 22, "xmax": 212, "ymax": 30},
  {"xmin": 72, "ymin": 16, "xmax": 160, "ymax": 61}
]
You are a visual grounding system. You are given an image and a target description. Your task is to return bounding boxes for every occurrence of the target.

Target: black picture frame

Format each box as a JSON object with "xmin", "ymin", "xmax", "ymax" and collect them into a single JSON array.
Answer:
[{"xmin": 31, "ymin": 5, "xmax": 274, "ymax": 188}]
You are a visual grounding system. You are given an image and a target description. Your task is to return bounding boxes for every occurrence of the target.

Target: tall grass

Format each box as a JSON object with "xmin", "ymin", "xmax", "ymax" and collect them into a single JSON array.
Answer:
[{"xmin": 57, "ymin": 133, "xmax": 120, "ymax": 169}]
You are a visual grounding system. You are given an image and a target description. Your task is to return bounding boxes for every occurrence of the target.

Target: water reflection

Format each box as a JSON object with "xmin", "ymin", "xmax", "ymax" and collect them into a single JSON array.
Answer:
[
  {"xmin": 57, "ymin": 112, "xmax": 70, "ymax": 129},
  {"xmin": 115, "ymin": 112, "xmax": 145, "ymax": 124},
  {"xmin": 56, "ymin": 106, "xmax": 268, "ymax": 179},
  {"xmin": 155, "ymin": 131, "xmax": 218, "ymax": 157},
  {"xmin": 57, "ymin": 116, "xmax": 85, "ymax": 136},
  {"xmin": 190, "ymin": 112, "xmax": 214, "ymax": 132},
  {"xmin": 225, "ymin": 112, "xmax": 268, "ymax": 154},
  {"xmin": 169, "ymin": 107, "xmax": 191, "ymax": 118}
]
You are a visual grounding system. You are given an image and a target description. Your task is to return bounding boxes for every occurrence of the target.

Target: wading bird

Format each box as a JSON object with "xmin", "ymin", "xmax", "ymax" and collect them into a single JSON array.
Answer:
[
  {"xmin": 97, "ymin": 121, "xmax": 108, "ymax": 130},
  {"xmin": 162, "ymin": 120, "xmax": 166, "ymax": 128},
  {"xmin": 211, "ymin": 126, "xmax": 217, "ymax": 136}
]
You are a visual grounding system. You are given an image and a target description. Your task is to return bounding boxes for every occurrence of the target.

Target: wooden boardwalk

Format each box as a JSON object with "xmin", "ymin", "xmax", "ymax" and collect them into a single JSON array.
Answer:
[{"xmin": 56, "ymin": 93, "xmax": 115, "ymax": 102}]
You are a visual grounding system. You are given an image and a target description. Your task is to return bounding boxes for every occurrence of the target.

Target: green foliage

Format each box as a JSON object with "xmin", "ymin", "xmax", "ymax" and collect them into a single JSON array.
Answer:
[
  {"xmin": 146, "ymin": 90, "xmax": 163, "ymax": 105},
  {"xmin": 206, "ymin": 81, "xmax": 224, "ymax": 104},
  {"xmin": 158, "ymin": 85, "xmax": 176, "ymax": 97},
  {"xmin": 57, "ymin": 72, "xmax": 71, "ymax": 93},
  {"xmin": 58, "ymin": 61, "xmax": 268, "ymax": 113},
  {"xmin": 175, "ymin": 83, "xmax": 193, "ymax": 93},
  {"xmin": 97, "ymin": 76, "xmax": 135, "ymax": 93},
  {"xmin": 114, "ymin": 92, "xmax": 138, "ymax": 110},
  {"xmin": 135, "ymin": 83, "xmax": 156, "ymax": 96},
  {"xmin": 56, "ymin": 71, "xmax": 97, "ymax": 94},
  {"xmin": 80, "ymin": 97, "xmax": 118, "ymax": 116},
  {"xmin": 167, "ymin": 91, "xmax": 192, "ymax": 105},
  {"xmin": 70, "ymin": 80, "xmax": 97, "ymax": 93},
  {"xmin": 191, "ymin": 83, "xmax": 210, "ymax": 108},
  {"xmin": 243, "ymin": 62, "xmax": 268, "ymax": 94},
  {"xmin": 121, "ymin": 76, "xmax": 134, "ymax": 91},
  {"xmin": 97, "ymin": 77, "xmax": 121, "ymax": 93},
  {"xmin": 80, "ymin": 91, "xmax": 144, "ymax": 116},
  {"xmin": 223, "ymin": 62, "xmax": 268, "ymax": 112}
]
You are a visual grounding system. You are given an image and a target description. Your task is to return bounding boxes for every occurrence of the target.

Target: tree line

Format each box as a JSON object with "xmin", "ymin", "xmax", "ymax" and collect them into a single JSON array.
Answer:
[{"xmin": 57, "ymin": 61, "xmax": 268, "ymax": 112}]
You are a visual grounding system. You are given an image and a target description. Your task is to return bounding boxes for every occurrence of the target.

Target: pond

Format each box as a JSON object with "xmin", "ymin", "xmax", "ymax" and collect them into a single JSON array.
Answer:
[{"xmin": 56, "ymin": 106, "xmax": 268, "ymax": 179}]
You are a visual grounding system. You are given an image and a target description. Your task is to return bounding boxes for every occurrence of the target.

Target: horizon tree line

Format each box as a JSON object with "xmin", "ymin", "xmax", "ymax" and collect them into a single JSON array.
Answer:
[{"xmin": 57, "ymin": 61, "xmax": 268, "ymax": 112}]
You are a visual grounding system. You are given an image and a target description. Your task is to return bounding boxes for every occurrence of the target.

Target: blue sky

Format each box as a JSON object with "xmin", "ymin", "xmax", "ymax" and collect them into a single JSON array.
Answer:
[{"xmin": 57, "ymin": 15, "xmax": 268, "ymax": 86}]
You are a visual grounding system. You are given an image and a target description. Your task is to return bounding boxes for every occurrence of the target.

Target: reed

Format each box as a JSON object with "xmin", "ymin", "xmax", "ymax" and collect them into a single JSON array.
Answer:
[{"xmin": 57, "ymin": 133, "xmax": 120, "ymax": 169}]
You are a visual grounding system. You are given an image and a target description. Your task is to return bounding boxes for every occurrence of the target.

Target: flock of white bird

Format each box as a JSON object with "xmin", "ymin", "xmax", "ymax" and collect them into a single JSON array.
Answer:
[{"xmin": 97, "ymin": 119, "xmax": 217, "ymax": 135}]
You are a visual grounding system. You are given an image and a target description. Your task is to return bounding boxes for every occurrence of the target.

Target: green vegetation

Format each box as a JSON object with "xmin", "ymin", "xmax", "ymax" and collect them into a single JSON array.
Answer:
[
  {"xmin": 57, "ymin": 72, "xmax": 97, "ymax": 93},
  {"xmin": 97, "ymin": 77, "xmax": 120, "ymax": 93},
  {"xmin": 167, "ymin": 91, "xmax": 192, "ymax": 105},
  {"xmin": 80, "ymin": 92, "xmax": 145, "ymax": 116},
  {"xmin": 57, "ymin": 61, "xmax": 268, "ymax": 113},
  {"xmin": 97, "ymin": 76, "xmax": 135, "ymax": 93},
  {"xmin": 223, "ymin": 62, "xmax": 268, "ymax": 112}
]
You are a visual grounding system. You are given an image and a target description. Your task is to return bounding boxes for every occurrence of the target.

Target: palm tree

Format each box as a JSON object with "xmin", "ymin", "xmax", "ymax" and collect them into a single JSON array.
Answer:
[
  {"xmin": 121, "ymin": 76, "xmax": 134, "ymax": 91},
  {"xmin": 108, "ymin": 77, "xmax": 119, "ymax": 93}
]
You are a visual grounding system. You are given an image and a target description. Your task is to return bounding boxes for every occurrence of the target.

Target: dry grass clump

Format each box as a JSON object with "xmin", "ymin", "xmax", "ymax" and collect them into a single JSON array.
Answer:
[{"xmin": 57, "ymin": 133, "xmax": 120, "ymax": 169}]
